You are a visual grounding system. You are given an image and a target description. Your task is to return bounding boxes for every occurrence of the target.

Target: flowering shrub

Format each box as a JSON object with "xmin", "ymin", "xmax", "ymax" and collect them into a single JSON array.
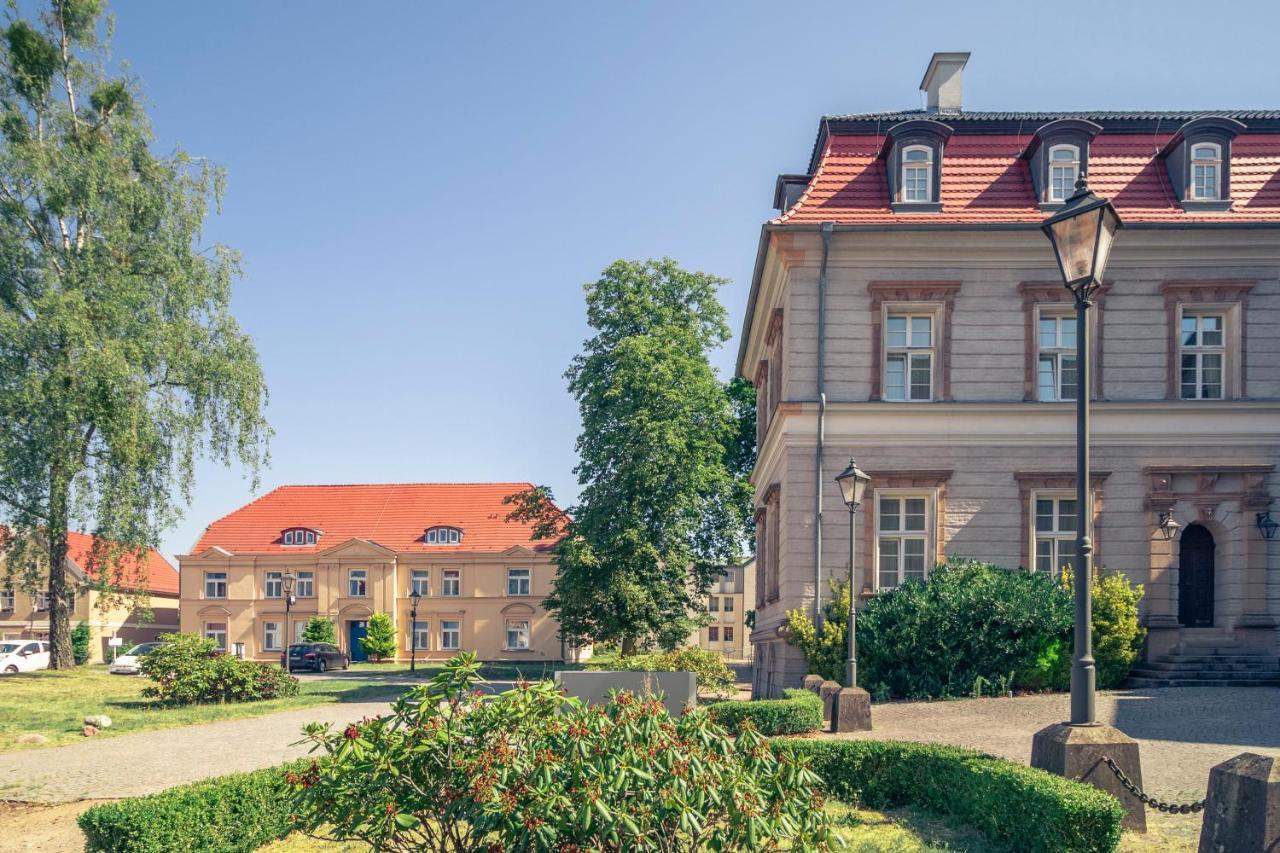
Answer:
[
  {"xmin": 288, "ymin": 652, "xmax": 835, "ymax": 851},
  {"xmin": 141, "ymin": 633, "xmax": 298, "ymax": 705}
]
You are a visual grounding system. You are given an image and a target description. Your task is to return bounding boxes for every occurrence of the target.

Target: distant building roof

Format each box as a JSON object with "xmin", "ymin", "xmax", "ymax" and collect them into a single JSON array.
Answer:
[{"xmin": 65, "ymin": 530, "xmax": 179, "ymax": 596}]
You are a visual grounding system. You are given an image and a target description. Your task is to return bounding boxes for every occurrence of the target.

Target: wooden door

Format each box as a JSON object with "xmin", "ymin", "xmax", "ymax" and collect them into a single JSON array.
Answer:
[{"xmin": 1178, "ymin": 525, "xmax": 1215, "ymax": 627}]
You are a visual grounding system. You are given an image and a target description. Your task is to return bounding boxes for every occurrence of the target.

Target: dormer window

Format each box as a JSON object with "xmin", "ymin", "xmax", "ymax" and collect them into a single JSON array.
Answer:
[
  {"xmin": 881, "ymin": 119, "xmax": 952, "ymax": 214},
  {"xmin": 425, "ymin": 526, "xmax": 462, "ymax": 545},
  {"xmin": 1024, "ymin": 119, "xmax": 1101, "ymax": 209},
  {"xmin": 282, "ymin": 527, "xmax": 318, "ymax": 546},
  {"xmin": 902, "ymin": 146, "xmax": 933, "ymax": 202},
  {"xmin": 1048, "ymin": 145, "xmax": 1081, "ymax": 202},
  {"xmin": 1190, "ymin": 143, "xmax": 1221, "ymax": 200},
  {"xmin": 1159, "ymin": 116, "xmax": 1244, "ymax": 212}
]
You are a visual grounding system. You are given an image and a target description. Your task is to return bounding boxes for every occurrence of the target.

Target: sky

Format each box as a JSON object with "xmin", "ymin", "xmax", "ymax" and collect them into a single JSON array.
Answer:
[{"xmin": 90, "ymin": 0, "xmax": 1280, "ymax": 563}]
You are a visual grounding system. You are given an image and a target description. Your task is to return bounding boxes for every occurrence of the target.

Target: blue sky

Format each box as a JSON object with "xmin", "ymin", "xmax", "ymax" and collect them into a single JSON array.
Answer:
[{"xmin": 100, "ymin": 1, "xmax": 1280, "ymax": 562}]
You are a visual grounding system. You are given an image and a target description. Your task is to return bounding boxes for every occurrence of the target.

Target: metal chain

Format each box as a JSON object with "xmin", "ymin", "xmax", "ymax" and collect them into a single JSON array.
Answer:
[{"xmin": 1101, "ymin": 756, "xmax": 1207, "ymax": 815}]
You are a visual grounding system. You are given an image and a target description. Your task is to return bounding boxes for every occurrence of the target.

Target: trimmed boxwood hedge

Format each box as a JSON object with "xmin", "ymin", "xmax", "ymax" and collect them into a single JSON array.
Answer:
[
  {"xmin": 78, "ymin": 763, "xmax": 300, "ymax": 852},
  {"xmin": 707, "ymin": 688, "xmax": 824, "ymax": 735},
  {"xmin": 778, "ymin": 739, "xmax": 1125, "ymax": 853}
]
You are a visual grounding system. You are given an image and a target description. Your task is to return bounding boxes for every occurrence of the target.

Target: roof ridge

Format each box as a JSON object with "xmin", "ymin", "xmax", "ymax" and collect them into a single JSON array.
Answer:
[{"xmin": 269, "ymin": 481, "xmax": 537, "ymax": 488}]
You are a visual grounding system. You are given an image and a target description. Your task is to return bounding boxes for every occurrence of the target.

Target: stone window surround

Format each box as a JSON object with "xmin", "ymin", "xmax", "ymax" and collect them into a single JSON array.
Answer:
[
  {"xmin": 1017, "ymin": 281, "xmax": 1109, "ymax": 401},
  {"xmin": 761, "ymin": 483, "xmax": 781, "ymax": 604},
  {"xmin": 754, "ymin": 503, "xmax": 768, "ymax": 609},
  {"xmin": 1014, "ymin": 471, "xmax": 1109, "ymax": 571},
  {"xmin": 868, "ymin": 282, "xmax": 962, "ymax": 402},
  {"xmin": 860, "ymin": 470, "xmax": 952, "ymax": 596},
  {"xmin": 1160, "ymin": 280, "xmax": 1253, "ymax": 401},
  {"xmin": 754, "ymin": 309, "xmax": 785, "ymax": 450}
]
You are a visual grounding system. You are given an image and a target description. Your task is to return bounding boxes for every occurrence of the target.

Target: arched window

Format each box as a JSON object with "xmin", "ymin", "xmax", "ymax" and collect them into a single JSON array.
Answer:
[
  {"xmin": 425, "ymin": 526, "xmax": 463, "ymax": 545},
  {"xmin": 1190, "ymin": 143, "xmax": 1221, "ymax": 200},
  {"xmin": 281, "ymin": 527, "xmax": 318, "ymax": 546},
  {"xmin": 901, "ymin": 146, "xmax": 934, "ymax": 203},
  {"xmin": 1048, "ymin": 145, "xmax": 1080, "ymax": 202}
]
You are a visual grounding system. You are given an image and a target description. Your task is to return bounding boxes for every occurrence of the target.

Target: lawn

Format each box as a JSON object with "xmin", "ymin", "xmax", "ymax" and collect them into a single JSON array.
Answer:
[{"xmin": 0, "ymin": 666, "xmax": 401, "ymax": 752}]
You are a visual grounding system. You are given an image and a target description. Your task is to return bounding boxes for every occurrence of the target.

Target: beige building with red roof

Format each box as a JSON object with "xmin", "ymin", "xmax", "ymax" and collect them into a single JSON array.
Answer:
[
  {"xmin": 179, "ymin": 483, "xmax": 584, "ymax": 664},
  {"xmin": 741, "ymin": 54, "xmax": 1280, "ymax": 696},
  {"xmin": 1, "ymin": 531, "xmax": 180, "ymax": 662}
]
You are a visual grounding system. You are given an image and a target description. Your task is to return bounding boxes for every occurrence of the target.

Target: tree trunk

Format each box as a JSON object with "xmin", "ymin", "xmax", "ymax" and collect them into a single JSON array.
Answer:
[
  {"xmin": 621, "ymin": 635, "xmax": 637, "ymax": 657},
  {"xmin": 46, "ymin": 475, "xmax": 74, "ymax": 669}
]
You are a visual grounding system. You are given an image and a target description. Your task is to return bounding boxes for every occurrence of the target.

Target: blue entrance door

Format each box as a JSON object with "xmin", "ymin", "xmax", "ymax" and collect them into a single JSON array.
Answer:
[{"xmin": 349, "ymin": 621, "xmax": 368, "ymax": 662}]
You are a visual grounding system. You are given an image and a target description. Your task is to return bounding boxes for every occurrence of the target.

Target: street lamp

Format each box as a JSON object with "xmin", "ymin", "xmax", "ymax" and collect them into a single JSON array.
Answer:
[
  {"xmin": 834, "ymin": 458, "xmax": 870, "ymax": 688},
  {"xmin": 281, "ymin": 572, "xmax": 296, "ymax": 670},
  {"xmin": 1156, "ymin": 512, "xmax": 1180, "ymax": 542},
  {"xmin": 409, "ymin": 588, "xmax": 422, "ymax": 673},
  {"xmin": 1258, "ymin": 511, "xmax": 1279, "ymax": 541}
]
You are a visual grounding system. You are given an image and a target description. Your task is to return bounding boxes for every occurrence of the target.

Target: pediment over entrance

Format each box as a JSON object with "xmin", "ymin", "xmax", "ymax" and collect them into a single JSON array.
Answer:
[{"xmin": 316, "ymin": 538, "xmax": 396, "ymax": 559}]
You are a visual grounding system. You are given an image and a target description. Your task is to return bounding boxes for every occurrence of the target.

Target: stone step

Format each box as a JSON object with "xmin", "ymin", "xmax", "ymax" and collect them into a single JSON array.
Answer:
[
  {"xmin": 1125, "ymin": 676, "xmax": 1280, "ymax": 688},
  {"xmin": 1129, "ymin": 668, "xmax": 1280, "ymax": 681},
  {"xmin": 1142, "ymin": 660, "xmax": 1280, "ymax": 671},
  {"xmin": 1173, "ymin": 646, "xmax": 1271, "ymax": 656}
]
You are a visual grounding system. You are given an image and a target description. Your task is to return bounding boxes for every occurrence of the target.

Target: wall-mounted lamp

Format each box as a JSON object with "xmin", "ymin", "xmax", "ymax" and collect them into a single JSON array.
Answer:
[
  {"xmin": 1156, "ymin": 512, "xmax": 1180, "ymax": 541},
  {"xmin": 1258, "ymin": 511, "xmax": 1279, "ymax": 541}
]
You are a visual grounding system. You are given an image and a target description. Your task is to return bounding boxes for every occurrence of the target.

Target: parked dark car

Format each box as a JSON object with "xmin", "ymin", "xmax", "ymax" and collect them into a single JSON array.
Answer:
[{"xmin": 283, "ymin": 642, "xmax": 350, "ymax": 673}]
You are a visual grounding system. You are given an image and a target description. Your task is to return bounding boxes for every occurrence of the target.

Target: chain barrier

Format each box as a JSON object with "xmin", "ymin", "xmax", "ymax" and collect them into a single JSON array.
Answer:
[{"xmin": 1101, "ymin": 756, "xmax": 1207, "ymax": 815}]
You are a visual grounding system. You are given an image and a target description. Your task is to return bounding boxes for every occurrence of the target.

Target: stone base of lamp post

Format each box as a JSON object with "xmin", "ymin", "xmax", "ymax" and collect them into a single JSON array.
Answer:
[
  {"xmin": 1031, "ymin": 722, "xmax": 1146, "ymax": 831},
  {"xmin": 830, "ymin": 686, "xmax": 872, "ymax": 733},
  {"xmin": 802, "ymin": 674, "xmax": 824, "ymax": 693}
]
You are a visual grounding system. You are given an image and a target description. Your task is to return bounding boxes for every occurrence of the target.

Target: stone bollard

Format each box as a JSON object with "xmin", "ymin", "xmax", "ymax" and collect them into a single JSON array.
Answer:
[
  {"xmin": 1030, "ymin": 722, "xmax": 1146, "ymax": 832},
  {"xmin": 1198, "ymin": 752, "xmax": 1279, "ymax": 853},
  {"xmin": 818, "ymin": 680, "xmax": 841, "ymax": 722},
  {"xmin": 831, "ymin": 686, "xmax": 873, "ymax": 733},
  {"xmin": 802, "ymin": 674, "xmax": 824, "ymax": 694}
]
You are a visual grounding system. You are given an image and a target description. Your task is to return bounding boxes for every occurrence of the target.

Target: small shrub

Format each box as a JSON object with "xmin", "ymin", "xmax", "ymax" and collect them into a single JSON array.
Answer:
[
  {"xmin": 783, "ymin": 739, "xmax": 1125, "ymax": 853},
  {"xmin": 78, "ymin": 763, "xmax": 299, "ymax": 852},
  {"xmin": 585, "ymin": 645, "xmax": 737, "ymax": 697},
  {"xmin": 289, "ymin": 652, "xmax": 837, "ymax": 851},
  {"xmin": 71, "ymin": 620, "xmax": 91, "ymax": 665},
  {"xmin": 359, "ymin": 612, "xmax": 397, "ymax": 662},
  {"xmin": 1058, "ymin": 565, "xmax": 1146, "ymax": 689},
  {"xmin": 784, "ymin": 579, "xmax": 852, "ymax": 683},
  {"xmin": 140, "ymin": 633, "xmax": 298, "ymax": 705},
  {"xmin": 301, "ymin": 616, "xmax": 336, "ymax": 645},
  {"xmin": 707, "ymin": 688, "xmax": 823, "ymax": 735}
]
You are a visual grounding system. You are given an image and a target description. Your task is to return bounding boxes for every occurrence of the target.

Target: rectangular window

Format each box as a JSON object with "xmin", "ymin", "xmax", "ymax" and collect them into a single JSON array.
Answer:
[
  {"xmin": 442, "ymin": 570, "xmax": 460, "ymax": 597},
  {"xmin": 293, "ymin": 621, "xmax": 308, "ymax": 644},
  {"xmin": 708, "ymin": 626, "xmax": 720, "ymax": 642},
  {"xmin": 264, "ymin": 572, "xmax": 282, "ymax": 598},
  {"xmin": 722, "ymin": 597, "xmax": 734, "ymax": 613},
  {"xmin": 204, "ymin": 572, "xmax": 227, "ymax": 599},
  {"xmin": 0, "ymin": 589, "xmax": 12, "ymax": 610},
  {"xmin": 724, "ymin": 626, "xmax": 734, "ymax": 643},
  {"xmin": 34, "ymin": 591, "xmax": 49, "ymax": 611},
  {"xmin": 1034, "ymin": 496, "xmax": 1078, "ymax": 576},
  {"xmin": 440, "ymin": 620, "xmax": 460, "ymax": 650},
  {"xmin": 204, "ymin": 622, "xmax": 228, "ymax": 652},
  {"xmin": 709, "ymin": 596, "xmax": 719, "ymax": 612},
  {"xmin": 347, "ymin": 569, "xmax": 367, "ymax": 598},
  {"xmin": 877, "ymin": 495, "xmax": 930, "ymax": 589},
  {"xmin": 505, "ymin": 619, "xmax": 531, "ymax": 650},
  {"xmin": 294, "ymin": 571, "xmax": 314, "ymax": 598},
  {"xmin": 263, "ymin": 621, "xmax": 281, "ymax": 651},
  {"xmin": 884, "ymin": 314, "xmax": 934, "ymax": 401},
  {"xmin": 1037, "ymin": 313, "xmax": 1078, "ymax": 402},
  {"xmin": 506, "ymin": 568, "xmax": 531, "ymax": 596},
  {"xmin": 411, "ymin": 621, "xmax": 430, "ymax": 651},
  {"xmin": 1180, "ymin": 313, "xmax": 1225, "ymax": 399},
  {"xmin": 411, "ymin": 570, "xmax": 429, "ymax": 597}
]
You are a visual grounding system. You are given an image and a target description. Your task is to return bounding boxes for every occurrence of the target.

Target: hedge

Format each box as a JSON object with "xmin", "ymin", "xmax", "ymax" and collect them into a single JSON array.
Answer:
[
  {"xmin": 778, "ymin": 739, "xmax": 1125, "ymax": 853},
  {"xmin": 707, "ymin": 688, "xmax": 824, "ymax": 735},
  {"xmin": 78, "ymin": 763, "xmax": 300, "ymax": 852}
]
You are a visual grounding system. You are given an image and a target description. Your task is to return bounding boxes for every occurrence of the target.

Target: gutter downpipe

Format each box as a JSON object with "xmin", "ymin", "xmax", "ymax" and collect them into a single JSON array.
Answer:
[{"xmin": 814, "ymin": 222, "xmax": 833, "ymax": 629}]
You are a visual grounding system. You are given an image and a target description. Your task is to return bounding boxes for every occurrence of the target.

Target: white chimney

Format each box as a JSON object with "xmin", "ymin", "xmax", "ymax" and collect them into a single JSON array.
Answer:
[{"xmin": 920, "ymin": 52, "xmax": 970, "ymax": 114}]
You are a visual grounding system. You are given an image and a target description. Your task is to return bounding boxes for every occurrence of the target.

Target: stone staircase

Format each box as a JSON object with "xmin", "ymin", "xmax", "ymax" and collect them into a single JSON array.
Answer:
[{"xmin": 1126, "ymin": 635, "xmax": 1280, "ymax": 688}]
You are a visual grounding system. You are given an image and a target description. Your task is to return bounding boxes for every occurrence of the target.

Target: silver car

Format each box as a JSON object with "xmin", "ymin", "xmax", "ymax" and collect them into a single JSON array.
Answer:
[{"xmin": 108, "ymin": 642, "xmax": 161, "ymax": 675}]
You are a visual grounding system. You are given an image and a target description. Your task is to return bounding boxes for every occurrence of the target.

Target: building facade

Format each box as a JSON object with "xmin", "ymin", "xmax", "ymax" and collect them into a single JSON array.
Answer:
[
  {"xmin": 178, "ymin": 483, "xmax": 584, "ymax": 663},
  {"xmin": 740, "ymin": 54, "xmax": 1280, "ymax": 696},
  {"xmin": 1, "ymin": 531, "xmax": 180, "ymax": 662},
  {"xmin": 688, "ymin": 560, "xmax": 755, "ymax": 660}
]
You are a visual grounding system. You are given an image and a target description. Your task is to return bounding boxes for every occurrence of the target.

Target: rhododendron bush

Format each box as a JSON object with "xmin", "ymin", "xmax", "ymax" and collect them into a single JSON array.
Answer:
[{"xmin": 288, "ymin": 652, "xmax": 834, "ymax": 851}]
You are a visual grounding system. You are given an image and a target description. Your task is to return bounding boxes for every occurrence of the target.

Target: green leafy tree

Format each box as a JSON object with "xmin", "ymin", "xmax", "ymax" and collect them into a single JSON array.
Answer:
[
  {"xmin": 302, "ymin": 616, "xmax": 336, "ymax": 645},
  {"xmin": 506, "ymin": 259, "xmax": 744, "ymax": 654},
  {"xmin": 724, "ymin": 376, "xmax": 757, "ymax": 542},
  {"xmin": 360, "ymin": 612, "xmax": 396, "ymax": 662},
  {"xmin": 0, "ymin": 1, "xmax": 269, "ymax": 668},
  {"xmin": 70, "ymin": 619, "xmax": 89, "ymax": 664}
]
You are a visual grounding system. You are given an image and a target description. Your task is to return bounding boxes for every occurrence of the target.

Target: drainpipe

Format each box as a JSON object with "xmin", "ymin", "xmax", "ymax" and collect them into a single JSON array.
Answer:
[{"xmin": 814, "ymin": 222, "xmax": 833, "ymax": 628}]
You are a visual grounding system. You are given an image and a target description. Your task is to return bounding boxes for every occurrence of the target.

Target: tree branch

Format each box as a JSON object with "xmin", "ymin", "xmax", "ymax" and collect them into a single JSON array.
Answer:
[{"xmin": 0, "ymin": 489, "xmax": 48, "ymax": 523}]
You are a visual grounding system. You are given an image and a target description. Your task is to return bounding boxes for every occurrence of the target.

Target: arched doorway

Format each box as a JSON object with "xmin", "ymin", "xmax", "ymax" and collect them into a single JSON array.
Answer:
[{"xmin": 1178, "ymin": 524, "xmax": 1215, "ymax": 627}]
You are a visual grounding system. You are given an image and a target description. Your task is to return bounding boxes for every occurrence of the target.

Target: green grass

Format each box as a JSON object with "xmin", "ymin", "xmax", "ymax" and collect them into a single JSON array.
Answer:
[{"xmin": 0, "ymin": 666, "xmax": 402, "ymax": 752}]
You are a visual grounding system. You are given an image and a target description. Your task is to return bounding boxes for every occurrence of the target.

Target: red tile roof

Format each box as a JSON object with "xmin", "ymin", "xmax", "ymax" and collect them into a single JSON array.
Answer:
[
  {"xmin": 65, "ymin": 531, "xmax": 179, "ymax": 596},
  {"xmin": 776, "ymin": 132, "xmax": 1280, "ymax": 225},
  {"xmin": 192, "ymin": 483, "xmax": 563, "ymax": 555}
]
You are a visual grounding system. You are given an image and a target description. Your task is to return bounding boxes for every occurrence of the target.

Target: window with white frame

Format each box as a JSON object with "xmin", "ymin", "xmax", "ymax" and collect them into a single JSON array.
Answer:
[
  {"xmin": 347, "ymin": 569, "xmax": 367, "ymax": 598},
  {"xmin": 204, "ymin": 622, "xmax": 228, "ymax": 651},
  {"xmin": 294, "ymin": 571, "xmax": 314, "ymax": 598},
  {"xmin": 901, "ymin": 146, "xmax": 933, "ymax": 202},
  {"xmin": 293, "ymin": 621, "xmax": 308, "ymax": 644},
  {"xmin": 1180, "ymin": 313, "xmax": 1225, "ymax": 399},
  {"xmin": 708, "ymin": 595, "xmax": 719, "ymax": 612},
  {"xmin": 282, "ymin": 528, "xmax": 317, "ymax": 546},
  {"xmin": 506, "ymin": 568, "xmax": 531, "ymax": 596},
  {"xmin": 442, "ymin": 570, "xmax": 460, "ymax": 597},
  {"xmin": 505, "ymin": 619, "xmax": 531, "ymax": 650},
  {"xmin": 885, "ymin": 313, "xmax": 934, "ymax": 401},
  {"xmin": 709, "ymin": 626, "xmax": 720, "ymax": 642},
  {"xmin": 411, "ymin": 569, "xmax": 429, "ymax": 597},
  {"xmin": 724, "ymin": 626, "xmax": 734, "ymax": 644},
  {"xmin": 411, "ymin": 620, "xmax": 430, "ymax": 651},
  {"xmin": 0, "ymin": 589, "xmax": 12, "ymax": 610},
  {"xmin": 1037, "ymin": 312, "xmax": 1078, "ymax": 401},
  {"xmin": 1034, "ymin": 495, "xmax": 1077, "ymax": 576},
  {"xmin": 1048, "ymin": 145, "xmax": 1080, "ymax": 201},
  {"xmin": 204, "ymin": 571, "xmax": 227, "ymax": 599},
  {"xmin": 1190, "ymin": 143, "xmax": 1221, "ymax": 200},
  {"xmin": 440, "ymin": 620, "xmax": 461, "ymax": 650},
  {"xmin": 34, "ymin": 591, "xmax": 49, "ymax": 611},
  {"xmin": 425, "ymin": 526, "xmax": 462, "ymax": 545},
  {"xmin": 877, "ymin": 495, "xmax": 930, "ymax": 589},
  {"xmin": 263, "ymin": 621, "xmax": 281, "ymax": 651},
  {"xmin": 264, "ymin": 571, "xmax": 283, "ymax": 598},
  {"xmin": 722, "ymin": 596, "xmax": 734, "ymax": 613}
]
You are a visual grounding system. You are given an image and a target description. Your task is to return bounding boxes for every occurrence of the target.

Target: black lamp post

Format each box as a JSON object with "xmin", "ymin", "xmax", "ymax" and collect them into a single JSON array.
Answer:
[
  {"xmin": 281, "ymin": 571, "xmax": 296, "ymax": 670},
  {"xmin": 1041, "ymin": 174, "xmax": 1122, "ymax": 727},
  {"xmin": 409, "ymin": 588, "xmax": 422, "ymax": 673},
  {"xmin": 834, "ymin": 458, "xmax": 871, "ymax": 688},
  {"xmin": 1258, "ymin": 511, "xmax": 1279, "ymax": 541}
]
